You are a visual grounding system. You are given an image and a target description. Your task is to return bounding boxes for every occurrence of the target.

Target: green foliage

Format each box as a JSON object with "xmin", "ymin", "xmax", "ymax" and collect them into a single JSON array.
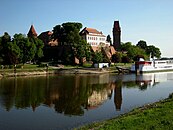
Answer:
[
  {"xmin": 0, "ymin": 33, "xmax": 44, "ymax": 65},
  {"xmin": 122, "ymin": 55, "xmax": 131, "ymax": 63},
  {"xmin": 13, "ymin": 34, "xmax": 36, "ymax": 64},
  {"xmin": 75, "ymin": 38, "xmax": 91, "ymax": 64},
  {"xmin": 147, "ymin": 45, "xmax": 161, "ymax": 58},
  {"xmin": 53, "ymin": 22, "xmax": 82, "ymax": 46},
  {"xmin": 137, "ymin": 40, "xmax": 161, "ymax": 59},
  {"xmin": 7, "ymin": 41, "xmax": 20, "ymax": 65},
  {"xmin": 61, "ymin": 46, "xmax": 74, "ymax": 65},
  {"xmin": 0, "ymin": 32, "xmax": 20, "ymax": 65},
  {"xmin": 136, "ymin": 40, "xmax": 147, "ymax": 50},
  {"xmin": 121, "ymin": 42, "xmax": 148, "ymax": 62},
  {"xmin": 53, "ymin": 22, "xmax": 91, "ymax": 65},
  {"xmin": 112, "ymin": 53, "xmax": 122, "ymax": 63},
  {"xmin": 92, "ymin": 51, "xmax": 103, "ymax": 63},
  {"xmin": 120, "ymin": 40, "xmax": 161, "ymax": 62},
  {"xmin": 106, "ymin": 35, "xmax": 112, "ymax": 45},
  {"xmin": 29, "ymin": 37, "xmax": 44, "ymax": 61}
]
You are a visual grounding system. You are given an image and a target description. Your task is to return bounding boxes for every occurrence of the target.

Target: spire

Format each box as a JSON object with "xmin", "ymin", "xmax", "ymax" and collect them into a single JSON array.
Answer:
[{"xmin": 27, "ymin": 25, "xmax": 38, "ymax": 38}]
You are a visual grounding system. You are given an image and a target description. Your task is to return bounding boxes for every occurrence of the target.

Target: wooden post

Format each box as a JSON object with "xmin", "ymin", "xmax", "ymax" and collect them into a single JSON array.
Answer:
[
  {"xmin": 46, "ymin": 64, "xmax": 49, "ymax": 73},
  {"xmin": 135, "ymin": 62, "xmax": 140, "ymax": 75},
  {"xmin": 14, "ymin": 64, "xmax": 17, "ymax": 76}
]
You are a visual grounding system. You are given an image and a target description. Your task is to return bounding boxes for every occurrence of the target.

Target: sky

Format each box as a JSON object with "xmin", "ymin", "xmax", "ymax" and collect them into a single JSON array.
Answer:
[{"xmin": 0, "ymin": 0, "xmax": 173, "ymax": 57}]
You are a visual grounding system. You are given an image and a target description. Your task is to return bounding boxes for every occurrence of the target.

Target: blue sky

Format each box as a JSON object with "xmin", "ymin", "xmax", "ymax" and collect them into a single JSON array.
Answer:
[{"xmin": 1, "ymin": 0, "xmax": 173, "ymax": 57}]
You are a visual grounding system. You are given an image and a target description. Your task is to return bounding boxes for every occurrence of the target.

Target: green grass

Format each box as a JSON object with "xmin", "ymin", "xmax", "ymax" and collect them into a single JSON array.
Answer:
[
  {"xmin": 114, "ymin": 63, "xmax": 132, "ymax": 68},
  {"xmin": 0, "ymin": 63, "xmax": 130, "ymax": 76},
  {"xmin": 21, "ymin": 64, "xmax": 39, "ymax": 69},
  {"xmin": 77, "ymin": 93, "xmax": 173, "ymax": 130}
]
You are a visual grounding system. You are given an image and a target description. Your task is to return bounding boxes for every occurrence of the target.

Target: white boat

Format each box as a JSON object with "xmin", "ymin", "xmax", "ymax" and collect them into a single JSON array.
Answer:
[{"xmin": 131, "ymin": 58, "xmax": 173, "ymax": 73}]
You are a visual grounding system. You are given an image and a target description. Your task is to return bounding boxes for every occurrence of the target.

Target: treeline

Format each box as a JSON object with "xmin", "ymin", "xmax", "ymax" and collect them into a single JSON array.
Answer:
[
  {"xmin": 112, "ymin": 40, "xmax": 161, "ymax": 63},
  {"xmin": 0, "ymin": 22, "xmax": 162, "ymax": 66},
  {"xmin": 0, "ymin": 32, "xmax": 44, "ymax": 66}
]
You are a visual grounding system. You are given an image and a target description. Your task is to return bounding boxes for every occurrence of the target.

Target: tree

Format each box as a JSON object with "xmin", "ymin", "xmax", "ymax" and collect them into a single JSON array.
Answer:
[
  {"xmin": 0, "ymin": 32, "xmax": 12, "ymax": 64},
  {"xmin": 53, "ymin": 22, "xmax": 92, "ymax": 65},
  {"xmin": 106, "ymin": 35, "xmax": 112, "ymax": 45},
  {"xmin": 92, "ymin": 51, "xmax": 103, "ymax": 63},
  {"xmin": 29, "ymin": 37, "xmax": 44, "ymax": 62},
  {"xmin": 52, "ymin": 25, "xmax": 65, "ymax": 45},
  {"xmin": 6, "ymin": 41, "xmax": 20, "ymax": 65},
  {"xmin": 136, "ymin": 40, "xmax": 161, "ymax": 59},
  {"xmin": 111, "ymin": 53, "xmax": 122, "ymax": 63},
  {"xmin": 136, "ymin": 40, "xmax": 147, "ymax": 50},
  {"xmin": 13, "ymin": 34, "xmax": 36, "ymax": 64},
  {"xmin": 75, "ymin": 39, "xmax": 92, "ymax": 65},
  {"xmin": 53, "ymin": 22, "xmax": 82, "ymax": 46},
  {"xmin": 0, "ymin": 33, "xmax": 21, "ymax": 65},
  {"xmin": 146, "ymin": 45, "xmax": 161, "ymax": 58},
  {"xmin": 120, "ymin": 42, "xmax": 147, "ymax": 62},
  {"xmin": 122, "ymin": 55, "xmax": 131, "ymax": 63}
]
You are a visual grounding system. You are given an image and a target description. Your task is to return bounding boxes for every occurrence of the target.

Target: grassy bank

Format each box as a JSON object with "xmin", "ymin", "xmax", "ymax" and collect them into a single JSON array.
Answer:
[
  {"xmin": 78, "ymin": 93, "xmax": 173, "ymax": 130},
  {"xmin": 0, "ymin": 63, "xmax": 132, "ymax": 77}
]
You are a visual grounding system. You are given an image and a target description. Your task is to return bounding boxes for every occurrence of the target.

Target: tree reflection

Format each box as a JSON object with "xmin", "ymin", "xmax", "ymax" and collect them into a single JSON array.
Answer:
[{"xmin": 0, "ymin": 73, "xmax": 163, "ymax": 115}]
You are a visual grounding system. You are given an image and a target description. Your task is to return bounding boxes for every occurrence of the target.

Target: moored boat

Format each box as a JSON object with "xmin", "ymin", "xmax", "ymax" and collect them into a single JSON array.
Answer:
[{"xmin": 131, "ymin": 58, "xmax": 173, "ymax": 73}]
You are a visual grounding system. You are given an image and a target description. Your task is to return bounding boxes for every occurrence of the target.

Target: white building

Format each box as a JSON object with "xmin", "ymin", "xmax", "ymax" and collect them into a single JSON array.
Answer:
[{"xmin": 80, "ymin": 27, "xmax": 110, "ymax": 47}]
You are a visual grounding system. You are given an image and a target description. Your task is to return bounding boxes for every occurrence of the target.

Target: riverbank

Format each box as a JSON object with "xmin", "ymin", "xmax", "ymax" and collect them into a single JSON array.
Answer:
[
  {"xmin": 77, "ymin": 93, "xmax": 173, "ymax": 130},
  {"xmin": 0, "ymin": 66, "xmax": 118, "ymax": 77}
]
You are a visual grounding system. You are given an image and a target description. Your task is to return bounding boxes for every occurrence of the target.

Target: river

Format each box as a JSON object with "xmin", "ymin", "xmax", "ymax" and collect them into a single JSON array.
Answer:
[{"xmin": 0, "ymin": 72, "xmax": 173, "ymax": 130}]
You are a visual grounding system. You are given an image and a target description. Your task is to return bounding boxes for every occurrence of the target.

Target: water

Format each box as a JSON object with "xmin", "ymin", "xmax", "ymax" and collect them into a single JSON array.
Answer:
[{"xmin": 0, "ymin": 72, "xmax": 173, "ymax": 130}]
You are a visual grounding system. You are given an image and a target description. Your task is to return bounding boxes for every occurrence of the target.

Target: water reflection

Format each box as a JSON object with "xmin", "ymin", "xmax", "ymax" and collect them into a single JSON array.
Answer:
[{"xmin": 0, "ymin": 72, "xmax": 173, "ymax": 115}]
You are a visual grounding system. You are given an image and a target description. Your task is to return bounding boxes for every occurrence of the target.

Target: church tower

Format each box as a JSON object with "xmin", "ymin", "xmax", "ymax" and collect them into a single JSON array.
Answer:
[
  {"xmin": 27, "ymin": 25, "xmax": 38, "ymax": 38},
  {"xmin": 113, "ymin": 21, "xmax": 121, "ymax": 50}
]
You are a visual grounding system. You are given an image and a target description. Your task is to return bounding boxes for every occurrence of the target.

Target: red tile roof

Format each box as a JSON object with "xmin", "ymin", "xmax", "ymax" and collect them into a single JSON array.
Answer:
[
  {"xmin": 85, "ymin": 27, "xmax": 102, "ymax": 34},
  {"xmin": 80, "ymin": 27, "xmax": 103, "ymax": 34},
  {"xmin": 27, "ymin": 25, "xmax": 38, "ymax": 38},
  {"xmin": 80, "ymin": 27, "xmax": 106, "ymax": 37}
]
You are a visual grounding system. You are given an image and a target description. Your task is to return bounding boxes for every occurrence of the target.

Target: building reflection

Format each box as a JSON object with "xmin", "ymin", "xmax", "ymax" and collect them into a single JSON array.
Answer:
[
  {"xmin": 114, "ymin": 82, "xmax": 122, "ymax": 111},
  {"xmin": 87, "ymin": 85, "xmax": 112, "ymax": 109}
]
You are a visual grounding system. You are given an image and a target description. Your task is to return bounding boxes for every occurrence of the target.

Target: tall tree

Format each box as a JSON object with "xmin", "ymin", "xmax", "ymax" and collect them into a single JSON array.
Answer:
[
  {"xmin": 0, "ymin": 33, "xmax": 20, "ymax": 65},
  {"xmin": 13, "ymin": 34, "xmax": 36, "ymax": 64},
  {"xmin": 53, "ymin": 22, "xmax": 91, "ymax": 65},
  {"xmin": 1, "ymin": 32, "xmax": 11, "ymax": 64},
  {"xmin": 29, "ymin": 37, "xmax": 44, "ymax": 62},
  {"xmin": 52, "ymin": 25, "xmax": 65, "ymax": 45},
  {"xmin": 6, "ymin": 41, "xmax": 20, "ymax": 65},
  {"xmin": 106, "ymin": 35, "xmax": 112, "ymax": 45}
]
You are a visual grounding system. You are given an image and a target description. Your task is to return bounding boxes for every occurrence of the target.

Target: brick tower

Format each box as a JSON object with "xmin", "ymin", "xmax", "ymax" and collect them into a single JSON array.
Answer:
[{"xmin": 113, "ymin": 21, "xmax": 121, "ymax": 50}]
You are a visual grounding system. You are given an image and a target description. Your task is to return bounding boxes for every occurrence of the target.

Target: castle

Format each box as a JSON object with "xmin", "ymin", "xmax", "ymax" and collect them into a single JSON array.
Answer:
[{"xmin": 27, "ymin": 21, "xmax": 121, "ymax": 64}]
